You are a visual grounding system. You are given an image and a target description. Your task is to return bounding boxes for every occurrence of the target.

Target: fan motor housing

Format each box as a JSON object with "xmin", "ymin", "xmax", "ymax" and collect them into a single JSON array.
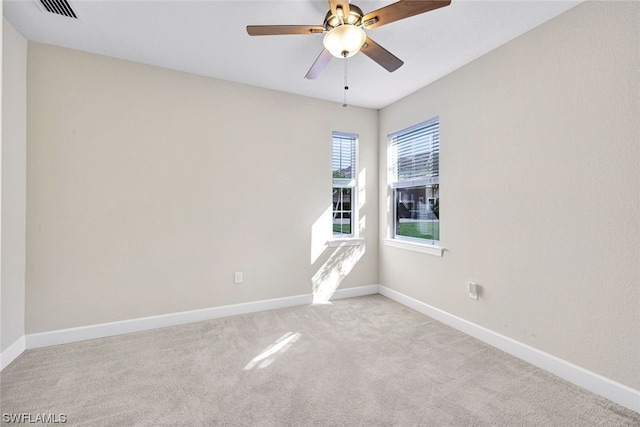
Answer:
[{"xmin": 323, "ymin": 4, "xmax": 364, "ymax": 30}]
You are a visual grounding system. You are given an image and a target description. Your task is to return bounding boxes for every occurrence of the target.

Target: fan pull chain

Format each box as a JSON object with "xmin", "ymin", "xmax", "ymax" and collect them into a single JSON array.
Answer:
[{"xmin": 343, "ymin": 54, "xmax": 349, "ymax": 108}]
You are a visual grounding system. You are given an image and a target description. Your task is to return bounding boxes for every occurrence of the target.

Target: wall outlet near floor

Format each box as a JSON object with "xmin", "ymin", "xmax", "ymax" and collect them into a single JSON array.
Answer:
[
  {"xmin": 234, "ymin": 272, "xmax": 243, "ymax": 284},
  {"xmin": 468, "ymin": 282, "xmax": 479, "ymax": 300}
]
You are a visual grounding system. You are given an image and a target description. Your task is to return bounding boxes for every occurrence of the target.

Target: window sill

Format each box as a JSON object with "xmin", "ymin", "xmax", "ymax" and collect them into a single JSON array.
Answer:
[
  {"xmin": 328, "ymin": 238, "xmax": 364, "ymax": 248},
  {"xmin": 383, "ymin": 239, "xmax": 443, "ymax": 257}
]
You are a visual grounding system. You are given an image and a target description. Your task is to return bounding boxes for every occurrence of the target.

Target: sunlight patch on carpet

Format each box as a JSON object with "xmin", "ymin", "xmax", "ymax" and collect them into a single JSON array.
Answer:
[{"xmin": 243, "ymin": 332, "xmax": 301, "ymax": 371}]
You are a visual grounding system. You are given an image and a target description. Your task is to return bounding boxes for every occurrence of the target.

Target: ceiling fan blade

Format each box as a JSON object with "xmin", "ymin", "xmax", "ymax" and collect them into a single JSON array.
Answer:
[
  {"xmin": 247, "ymin": 25, "xmax": 326, "ymax": 36},
  {"xmin": 329, "ymin": 0, "xmax": 351, "ymax": 18},
  {"xmin": 305, "ymin": 49, "xmax": 333, "ymax": 80},
  {"xmin": 362, "ymin": 0, "xmax": 451, "ymax": 29},
  {"xmin": 360, "ymin": 37, "xmax": 404, "ymax": 72}
]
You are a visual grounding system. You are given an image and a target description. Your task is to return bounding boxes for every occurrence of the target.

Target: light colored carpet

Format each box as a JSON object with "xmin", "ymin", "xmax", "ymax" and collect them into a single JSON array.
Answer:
[{"xmin": 1, "ymin": 295, "xmax": 638, "ymax": 426}]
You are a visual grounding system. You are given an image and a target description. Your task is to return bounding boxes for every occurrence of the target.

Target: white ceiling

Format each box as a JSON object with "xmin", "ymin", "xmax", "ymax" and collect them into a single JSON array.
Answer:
[{"xmin": 4, "ymin": 0, "xmax": 582, "ymax": 109}]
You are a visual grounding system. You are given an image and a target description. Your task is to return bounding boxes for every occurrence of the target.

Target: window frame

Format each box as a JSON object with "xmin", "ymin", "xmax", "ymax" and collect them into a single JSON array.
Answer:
[
  {"xmin": 386, "ymin": 117, "xmax": 443, "ymax": 255},
  {"xmin": 331, "ymin": 131, "xmax": 360, "ymax": 242}
]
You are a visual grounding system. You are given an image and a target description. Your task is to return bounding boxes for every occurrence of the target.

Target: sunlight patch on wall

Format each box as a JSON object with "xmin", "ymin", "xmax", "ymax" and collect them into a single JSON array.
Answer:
[
  {"xmin": 310, "ymin": 205, "xmax": 332, "ymax": 264},
  {"xmin": 243, "ymin": 332, "xmax": 301, "ymax": 371},
  {"xmin": 358, "ymin": 168, "xmax": 366, "ymax": 209},
  {"xmin": 358, "ymin": 168, "xmax": 366, "ymax": 235},
  {"xmin": 312, "ymin": 243, "xmax": 365, "ymax": 304}
]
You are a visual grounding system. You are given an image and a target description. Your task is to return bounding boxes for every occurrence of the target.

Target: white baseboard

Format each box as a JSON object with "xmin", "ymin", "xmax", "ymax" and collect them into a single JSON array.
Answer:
[
  {"xmin": 25, "ymin": 285, "xmax": 379, "ymax": 350},
  {"xmin": 378, "ymin": 285, "xmax": 640, "ymax": 414},
  {"xmin": 1, "ymin": 335, "xmax": 26, "ymax": 371}
]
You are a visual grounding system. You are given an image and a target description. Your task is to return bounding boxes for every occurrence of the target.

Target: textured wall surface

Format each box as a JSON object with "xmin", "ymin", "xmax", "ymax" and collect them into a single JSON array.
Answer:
[
  {"xmin": 378, "ymin": 1, "xmax": 640, "ymax": 389},
  {"xmin": 26, "ymin": 44, "xmax": 378, "ymax": 333}
]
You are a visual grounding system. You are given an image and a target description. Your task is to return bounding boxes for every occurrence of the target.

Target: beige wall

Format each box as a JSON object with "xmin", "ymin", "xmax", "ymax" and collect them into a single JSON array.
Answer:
[
  {"xmin": 1, "ymin": 18, "xmax": 27, "ymax": 353},
  {"xmin": 378, "ymin": 1, "xmax": 640, "ymax": 390},
  {"xmin": 26, "ymin": 43, "xmax": 378, "ymax": 333}
]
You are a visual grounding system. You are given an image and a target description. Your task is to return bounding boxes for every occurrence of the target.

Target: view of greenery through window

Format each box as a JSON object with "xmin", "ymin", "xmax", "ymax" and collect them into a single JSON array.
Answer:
[
  {"xmin": 395, "ymin": 185, "xmax": 439, "ymax": 240},
  {"xmin": 332, "ymin": 187, "xmax": 352, "ymax": 234}
]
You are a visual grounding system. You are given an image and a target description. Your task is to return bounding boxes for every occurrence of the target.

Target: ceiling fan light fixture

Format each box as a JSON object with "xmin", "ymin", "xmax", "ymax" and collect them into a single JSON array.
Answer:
[{"xmin": 323, "ymin": 24, "xmax": 366, "ymax": 58}]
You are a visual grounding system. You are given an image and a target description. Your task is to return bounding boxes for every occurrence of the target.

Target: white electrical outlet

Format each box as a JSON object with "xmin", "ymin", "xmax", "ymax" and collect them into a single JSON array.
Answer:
[
  {"xmin": 468, "ymin": 282, "xmax": 479, "ymax": 300},
  {"xmin": 234, "ymin": 272, "xmax": 243, "ymax": 284}
]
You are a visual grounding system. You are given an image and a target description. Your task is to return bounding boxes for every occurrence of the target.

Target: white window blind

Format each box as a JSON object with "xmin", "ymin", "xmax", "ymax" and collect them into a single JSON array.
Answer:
[
  {"xmin": 332, "ymin": 132, "xmax": 356, "ymax": 180},
  {"xmin": 390, "ymin": 118, "xmax": 439, "ymax": 188}
]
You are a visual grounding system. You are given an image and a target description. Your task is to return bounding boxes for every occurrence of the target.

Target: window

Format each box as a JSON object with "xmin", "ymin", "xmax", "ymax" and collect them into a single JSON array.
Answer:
[
  {"xmin": 332, "ymin": 132, "xmax": 357, "ymax": 237},
  {"xmin": 389, "ymin": 117, "xmax": 439, "ymax": 246}
]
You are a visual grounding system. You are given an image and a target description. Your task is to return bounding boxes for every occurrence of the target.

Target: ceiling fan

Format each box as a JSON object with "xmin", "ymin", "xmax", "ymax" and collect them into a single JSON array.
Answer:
[{"xmin": 247, "ymin": 0, "xmax": 451, "ymax": 79}]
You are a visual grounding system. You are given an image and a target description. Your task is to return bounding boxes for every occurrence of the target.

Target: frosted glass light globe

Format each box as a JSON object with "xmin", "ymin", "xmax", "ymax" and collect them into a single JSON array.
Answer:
[{"xmin": 323, "ymin": 25, "xmax": 366, "ymax": 58}]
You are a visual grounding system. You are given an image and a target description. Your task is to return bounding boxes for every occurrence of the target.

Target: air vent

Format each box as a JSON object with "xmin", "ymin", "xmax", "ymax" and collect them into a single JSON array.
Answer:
[{"xmin": 38, "ymin": 0, "xmax": 77, "ymax": 19}]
